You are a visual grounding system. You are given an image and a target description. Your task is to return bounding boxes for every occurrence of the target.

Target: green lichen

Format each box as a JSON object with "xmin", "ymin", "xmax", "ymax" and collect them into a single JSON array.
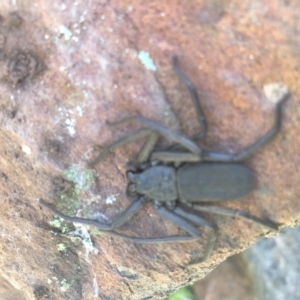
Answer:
[
  {"xmin": 49, "ymin": 217, "xmax": 63, "ymax": 228},
  {"xmin": 57, "ymin": 193, "xmax": 81, "ymax": 215},
  {"xmin": 60, "ymin": 279, "xmax": 74, "ymax": 292},
  {"xmin": 55, "ymin": 164, "xmax": 95, "ymax": 215},
  {"xmin": 56, "ymin": 243, "xmax": 67, "ymax": 252},
  {"xmin": 64, "ymin": 164, "xmax": 95, "ymax": 191},
  {"xmin": 49, "ymin": 217, "xmax": 73, "ymax": 233}
]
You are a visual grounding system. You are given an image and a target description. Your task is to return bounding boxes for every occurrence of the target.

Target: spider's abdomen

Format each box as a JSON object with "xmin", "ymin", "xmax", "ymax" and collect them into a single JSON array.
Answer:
[{"xmin": 177, "ymin": 162, "xmax": 255, "ymax": 202}]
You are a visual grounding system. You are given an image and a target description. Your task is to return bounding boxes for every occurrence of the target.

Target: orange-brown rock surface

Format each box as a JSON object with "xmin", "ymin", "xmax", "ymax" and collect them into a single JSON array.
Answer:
[{"xmin": 0, "ymin": 1, "xmax": 299, "ymax": 299}]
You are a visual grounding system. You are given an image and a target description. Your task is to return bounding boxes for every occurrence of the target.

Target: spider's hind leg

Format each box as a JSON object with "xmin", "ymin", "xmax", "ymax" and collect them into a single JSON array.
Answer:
[
  {"xmin": 149, "ymin": 205, "xmax": 217, "ymax": 264},
  {"xmin": 191, "ymin": 204, "xmax": 279, "ymax": 231},
  {"xmin": 173, "ymin": 206, "xmax": 217, "ymax": 264}
]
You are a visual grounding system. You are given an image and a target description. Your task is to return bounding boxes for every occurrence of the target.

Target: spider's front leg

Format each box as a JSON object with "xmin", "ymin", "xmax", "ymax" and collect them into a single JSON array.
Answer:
[
  {"xmin": 90, "ymin": 114, "xmax": 203, "ymax": 167},
  {"xmin": 39, "ymin": 197, "xmax": 146, "ymax": 233}
]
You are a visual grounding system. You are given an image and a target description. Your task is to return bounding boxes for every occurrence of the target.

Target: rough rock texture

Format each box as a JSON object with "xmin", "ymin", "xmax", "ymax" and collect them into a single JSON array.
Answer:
[{"xmin": 0, "ymin": 1, "xmax": 299, "ymax": 299}]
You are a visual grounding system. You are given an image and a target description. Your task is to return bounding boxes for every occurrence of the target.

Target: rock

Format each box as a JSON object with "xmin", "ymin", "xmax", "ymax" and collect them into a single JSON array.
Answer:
[
  {"xmin": 0, "ymin": 1, "xmax": 299, "ymax": 299},
  {"xmin": 244, "ymin": 227, "xmax": 300, "ymax": 300},
  {"xmin": 194, "ymin": 226, "xmax": 300, "ymax": 300}
]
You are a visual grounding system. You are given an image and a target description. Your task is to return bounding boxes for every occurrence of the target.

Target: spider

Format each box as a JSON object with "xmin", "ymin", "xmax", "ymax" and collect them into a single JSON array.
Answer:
[{"xmin": 40, "ymin": 56, "xmax": 286, "ymax": 264}]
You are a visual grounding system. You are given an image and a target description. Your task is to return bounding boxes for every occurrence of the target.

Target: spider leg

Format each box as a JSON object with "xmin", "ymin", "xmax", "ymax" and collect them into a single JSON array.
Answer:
[
  {"xmin": 131, "ymin": 205, "xmax": 217, "ymax": 264},
  {"xmin": 90, "ymin": 116, "xmax": 201, "ymax": 167},
  {"xmin": 40, "ymin": 197, "xmax": 146, "ymax": 231},
  {"xmin": 150, "ymin": 151, "xmax": 201, "ymax": 163},
  {"xmin": 112, "ymin": 205, "xmax": 204, "ymax": 244},
  {"xmin": 108, "ymin": 115, "xmax": 201, "ymax": 155},
  {"xmin": 191, "ymin": 204, "xmax": 279, "ymax": 231},
  {"xmin": 154, "ymin": 205, "xmax": 202, "ymax": 241},
  {"xmin": 137, "ymin": 132, "xmax": 160, "ymax": 163},
  {"xmin": 202, "ymin": 99, "xmax": 286, "ymax": 162},
  {"xmin": 173, "ymin": 56, "xmax": 207, "ymax": 140},
  {"xmin": 41, "ymin": 199, "xmax": 219, "ymax": 263},
  {"xmin": 89, "ymin": 128, "xmax": 153, "ymax": 167},
  {"xmin": 40, "ymin": 199, "xmax": 199, "ymax": 243},
  {"xmin": 174, "ymin": 207, "xmax": 217, "ymax": 264}
]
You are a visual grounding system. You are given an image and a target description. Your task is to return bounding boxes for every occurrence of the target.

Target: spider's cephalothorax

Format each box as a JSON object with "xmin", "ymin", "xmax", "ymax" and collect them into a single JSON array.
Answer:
[
  {"xmin": 40, "ymin": 56, "xmax": 287, "ymax": 264},
  {"xmin": 127, "ymin": 165, "xmax": 178, "ymax": 202}
]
